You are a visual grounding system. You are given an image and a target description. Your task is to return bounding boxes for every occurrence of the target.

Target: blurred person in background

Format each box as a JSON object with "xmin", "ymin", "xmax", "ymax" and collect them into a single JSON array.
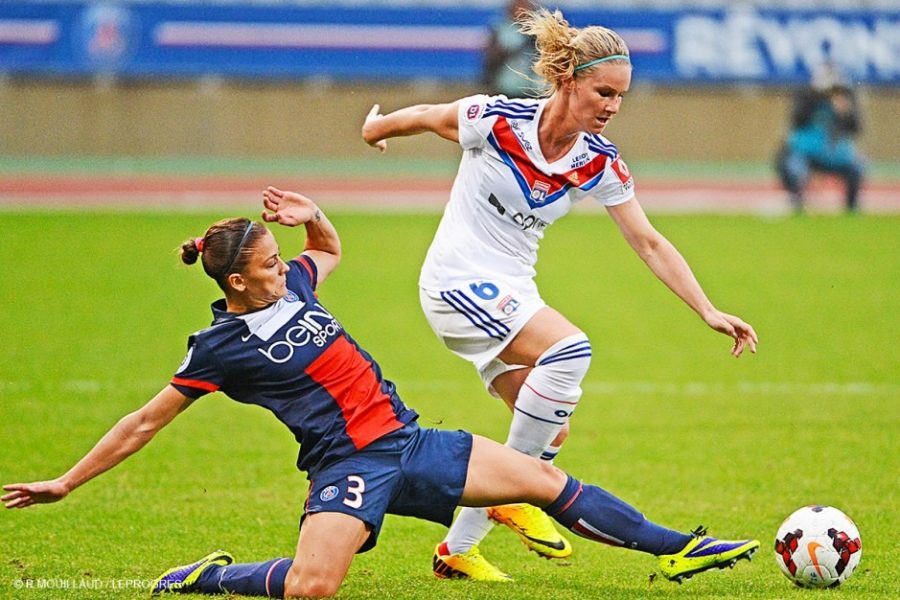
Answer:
[
  {"xmin": 483, "ymin": 0, "xmax": 537, "ymax": 97},
  {"xmin": 775, "ymin": 61, "xmax": 865, "ymax": 213},
  {"xmin": 363, "ymin": 7, "xmax": 758, "ymax": 582}
]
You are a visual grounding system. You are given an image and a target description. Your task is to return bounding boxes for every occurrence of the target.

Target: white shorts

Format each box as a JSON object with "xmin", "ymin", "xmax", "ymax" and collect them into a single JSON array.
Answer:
[{"xmin": 419, "ymin": 279, "xmax": 545, "ymax": 392}]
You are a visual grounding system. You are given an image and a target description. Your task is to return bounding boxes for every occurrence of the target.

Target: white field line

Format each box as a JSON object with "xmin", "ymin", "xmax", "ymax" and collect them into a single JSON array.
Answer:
[{"xmin": 1, "ymin": 379, "xmax": 896, "ymax": 397}]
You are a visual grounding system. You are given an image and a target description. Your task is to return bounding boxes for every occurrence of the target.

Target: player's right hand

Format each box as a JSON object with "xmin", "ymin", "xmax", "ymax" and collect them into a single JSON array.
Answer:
[
  {"xmin": 362, "ymin": 104, "xmax": 388, "ymax": 153},
  {"xmin": 2, "ymin": 479, "xmax": 70, "ymax": 509}
]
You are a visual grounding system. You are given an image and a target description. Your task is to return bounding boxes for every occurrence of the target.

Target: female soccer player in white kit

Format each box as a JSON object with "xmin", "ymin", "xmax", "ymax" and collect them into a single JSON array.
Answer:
[{"xmin": 363, "ymin": 8, "xmax": 758, "ymax": 581}]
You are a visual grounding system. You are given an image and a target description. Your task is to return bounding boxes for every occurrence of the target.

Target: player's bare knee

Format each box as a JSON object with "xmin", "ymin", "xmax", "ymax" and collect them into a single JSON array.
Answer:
[
  {"xmin": 284, "ymin": 573, "xmax": 341, "ymax": 599},
  {"xmin": 531, "ymin": 459, "xmax": 567, "ymax": 502}
]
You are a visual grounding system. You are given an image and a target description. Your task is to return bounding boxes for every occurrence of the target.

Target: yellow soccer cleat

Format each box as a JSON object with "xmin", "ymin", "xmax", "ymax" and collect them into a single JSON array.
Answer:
[
  {"xmin": 432, "ymin": 542, "xmax": 512, "ymax": 582},
  {"xmin": 488, "ymin": 503, "xmax": 573, "ymax": 559},
  {"xmin": 150, "ymin": 550, "xmax": 234, "ymax": 595},
  {"xmin": 658, "ymin": 527, "xmax": 760, "ymax": 583}
]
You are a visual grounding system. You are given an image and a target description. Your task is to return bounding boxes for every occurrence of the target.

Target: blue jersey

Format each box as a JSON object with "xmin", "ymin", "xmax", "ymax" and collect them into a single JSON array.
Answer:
[{"xmin": 170, "ymin": 255, "xmax": 419, "ymax": 476}]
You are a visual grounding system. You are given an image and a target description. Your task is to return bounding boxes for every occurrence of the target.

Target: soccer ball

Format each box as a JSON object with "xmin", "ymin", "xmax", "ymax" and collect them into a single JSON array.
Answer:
[{"xmin": 774, "ymin": 505, "xmax": 862, "ymax": 588}]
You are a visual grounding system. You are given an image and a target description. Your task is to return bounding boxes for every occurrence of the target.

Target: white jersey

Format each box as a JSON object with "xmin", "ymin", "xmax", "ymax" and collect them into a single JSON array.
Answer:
[{"xmin": 419, "ymin": 94, "xmax": 635, "ymax": 290}]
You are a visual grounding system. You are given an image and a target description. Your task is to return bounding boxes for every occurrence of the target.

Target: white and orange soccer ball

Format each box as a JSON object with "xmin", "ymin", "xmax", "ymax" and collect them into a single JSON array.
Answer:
[{"xmin": 774, "ymin": 505, "xmax": 862, "ymax": 588}]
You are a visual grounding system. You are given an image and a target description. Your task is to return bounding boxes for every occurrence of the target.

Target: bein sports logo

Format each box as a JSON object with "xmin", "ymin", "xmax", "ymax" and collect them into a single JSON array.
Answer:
[{"xmin": 258, "ymin": 304, "xmax": 343, "ymax": 363}]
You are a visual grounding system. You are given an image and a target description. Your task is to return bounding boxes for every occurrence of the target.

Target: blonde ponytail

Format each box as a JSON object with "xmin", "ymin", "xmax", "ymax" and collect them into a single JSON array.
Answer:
[{"xmin": 518, "ymin": 8, "xmax": 630, "ymax": 94}]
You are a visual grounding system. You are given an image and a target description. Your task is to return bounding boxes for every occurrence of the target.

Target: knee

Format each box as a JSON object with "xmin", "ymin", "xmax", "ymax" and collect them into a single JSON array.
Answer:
[
  {"xmin": 284, "ymin": 569, "xmax": 342, "ymax": 599},
  {"xmin": 537, "ymin": 332, "xmax": 592, "ymax": 378},
  {"xmin": 535, "ymin": 460, "xmax": 568, "ymax": 502}
]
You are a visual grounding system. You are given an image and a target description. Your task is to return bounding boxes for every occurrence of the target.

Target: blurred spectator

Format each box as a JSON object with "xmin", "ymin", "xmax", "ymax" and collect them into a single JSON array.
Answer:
[
  {"xmin": 775, "ymin": 61, "xmax": 865, "ymax": 213},
  {"xmin": 482, "ymin": 0, "xmax": 536, "ymax": 97}
]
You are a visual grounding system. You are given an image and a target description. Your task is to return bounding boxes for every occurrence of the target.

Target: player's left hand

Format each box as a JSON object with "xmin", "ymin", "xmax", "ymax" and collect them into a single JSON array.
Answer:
[
  {"xmin": 261, "ymin": 187, "xmax": 320, "ymax": 227},
  {"xmin": 2, "ymin": 479, "xmax": 70, "ymax": 509},
  {"xmin": 704, "ymin": 311, "xmax": 758, "ymax": 357}
]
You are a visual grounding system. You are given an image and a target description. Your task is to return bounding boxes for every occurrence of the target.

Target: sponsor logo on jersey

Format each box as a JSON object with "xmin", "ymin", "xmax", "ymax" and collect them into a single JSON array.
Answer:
[
  {"xmin": 319, "ymin": 485, "xmax": 339, "ymax": 502},
  {"xmin": 466, "ymin": 103, "xmax": 483, "ymax": 121},
  {"xmin": 611, "ymin": 157, "xmax": 634, "ymax": 191},
  {"xmin": 530, "ymin": 180, "xmax": 551, "ymax": 204},
  {"xmin": 570, "ymin": 152, "xmax": 589, "ymax": 169},
  {"xmin": 487, "ymin": 193, "xmax": 549, "ymax": 232},
  {"xmin": 497, "ymin": 295, "xmax": 520, "ymax": 315},
  {"xmin": 257, "ymin": 303, "xmax": 344, "ymax": 364},
  {"xmin": 176, "ymin": 345, "xmax": 194, "ymax": 374}
]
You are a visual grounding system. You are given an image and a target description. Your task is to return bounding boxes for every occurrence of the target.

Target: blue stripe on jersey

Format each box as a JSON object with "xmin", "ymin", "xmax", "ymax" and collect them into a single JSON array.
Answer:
[
  {"xmin": 578, "ymin": 170, "xmax": 608, "ymax": 193},
  {"xmin": 483, "ymin": 99, "xmax": 537, "ymax": 120},
  {"xmin": 486, "ymin": 98, "xmax": 538, "ymax": 111},
  {"xmin": 487, "ymin": 131, "xmax": 580, "ymax": 207},
  {"xmin": 484, "ymin": 109, "xmax": 537, "ymax": 120},
  {"xmin": 440, "ymin": 291, "xmax": 507, "ymax": 341},
  {"xmin": 486, "ymin": 131, "xmax": 544, "ymax": 202},
  {"xmin": 585, "ymin": 136, "xmax": 618, "ymax": 160}
]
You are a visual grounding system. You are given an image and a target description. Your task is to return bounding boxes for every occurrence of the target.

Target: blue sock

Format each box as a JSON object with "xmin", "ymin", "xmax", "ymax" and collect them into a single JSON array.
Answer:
[
  {"xmin": 197, "ymin": 558, "xmax": 291, "ymax": 597},
  {"xmin": 546, "ymin": 475, "xmax": 692, "ymax": 555}
]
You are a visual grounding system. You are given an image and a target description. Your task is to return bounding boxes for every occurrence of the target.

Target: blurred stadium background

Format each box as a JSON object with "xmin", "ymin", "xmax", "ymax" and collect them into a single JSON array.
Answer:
[{"xmin": 1, "ymin": 0, "xmax": 898, "ymax": 214}]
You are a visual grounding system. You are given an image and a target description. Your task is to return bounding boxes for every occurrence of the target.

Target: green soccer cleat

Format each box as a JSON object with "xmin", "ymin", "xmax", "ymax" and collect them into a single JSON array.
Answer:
[
  {"xmin": 488, "ymin": 503, "xmax": 573, "ymax": 559},
  {"xmin": 150, "ymin": 550, "xmax": 234, "ymax": 595},
  {"xmin": 432, "ymin": 542, "xmax": 512, "ymax": 582},
  {"xmin": 658, "ymin": 527, "xmax": 760, "ymax": 583}
]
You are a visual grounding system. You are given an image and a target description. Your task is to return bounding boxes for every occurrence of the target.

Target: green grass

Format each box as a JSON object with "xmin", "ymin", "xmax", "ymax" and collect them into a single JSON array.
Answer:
[{"xmin": 1, "ymin": 211, "xmax": 898, "ymax": 599}]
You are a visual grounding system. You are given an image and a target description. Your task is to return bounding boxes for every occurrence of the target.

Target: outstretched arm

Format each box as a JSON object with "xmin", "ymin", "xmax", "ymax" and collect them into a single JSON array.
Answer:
[
  {"xmin": 2, "ymin": 385, "xmax": 193, "ymax": 509},
  {"xmin": 607, "ymin": 199, "xmax": 758, "ymax": 357},
  {"xmin": 361, "ymin": 102, "xmax": 460, "ymax": 152},
  {"xmin": 262, "ymin": 186, "xmax": 341, "ymax": 286}
]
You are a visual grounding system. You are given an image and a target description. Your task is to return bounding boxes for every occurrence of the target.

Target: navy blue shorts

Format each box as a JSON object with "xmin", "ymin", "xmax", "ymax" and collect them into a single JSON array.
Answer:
[{"xmin": 302, "ymin": 424, "xmax": 473, "ymax": 552}]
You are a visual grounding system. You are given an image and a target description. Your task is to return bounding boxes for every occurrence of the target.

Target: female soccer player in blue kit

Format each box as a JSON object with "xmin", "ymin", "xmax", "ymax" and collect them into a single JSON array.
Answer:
[
  {"xmin": 363, "ymin": 8, "xmax": 759, "ymax": 579},
  {"xmin": 3, "ymin": 187, "xmax": 758, "ymax": 597}
]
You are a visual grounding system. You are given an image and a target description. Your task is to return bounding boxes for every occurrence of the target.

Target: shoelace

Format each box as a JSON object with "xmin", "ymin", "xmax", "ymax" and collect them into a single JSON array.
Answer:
[{"xmin": 690, "ymin": 525, "xmax": 709, "ymax": 538}]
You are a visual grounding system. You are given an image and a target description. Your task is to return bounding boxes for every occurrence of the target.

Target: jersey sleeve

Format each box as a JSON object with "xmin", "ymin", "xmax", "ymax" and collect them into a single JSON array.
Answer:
[
  {"xmin": 457, "ymin": 94, "xmax": 500, "ymax": 150},
  {"xmin": 287, "ymin": 254, "xmax": 319, "ymax": 293},
  {"xmin": 287, "ymin": 254, "xmax": 318, "ymax": 292},
  {"xmin": 170, "ymin": 338, "xmax": 224, "ymax": 399},
  {"xmin": 591, "ymin": 155, "xmax": 636, "ymax": 207}
]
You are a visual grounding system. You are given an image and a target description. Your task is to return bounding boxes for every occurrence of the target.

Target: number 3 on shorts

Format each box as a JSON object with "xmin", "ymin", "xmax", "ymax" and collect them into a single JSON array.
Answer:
[
  {"xmin": 469, "ymin": 281, "xmax": 499, "ymax": 300},
  {"xmin": 343, "ymin": 475, "xmax": 365, "ymax": 509}
]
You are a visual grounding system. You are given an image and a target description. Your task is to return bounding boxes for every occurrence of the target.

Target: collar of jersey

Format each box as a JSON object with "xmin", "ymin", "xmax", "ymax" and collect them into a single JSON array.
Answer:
[
  {"xmin": 211, "ymin": 297, "xmax": 307, "ymax": 342},
  {"xmin": 523, "ymin": 99, "xmax": 588, "ymax": 175}
]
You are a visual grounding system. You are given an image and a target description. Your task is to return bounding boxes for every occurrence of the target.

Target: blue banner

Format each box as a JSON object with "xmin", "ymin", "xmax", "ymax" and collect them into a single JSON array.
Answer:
[{"xmin": 0, "ymin": 2, "xmax": 897, "ymax": 85}]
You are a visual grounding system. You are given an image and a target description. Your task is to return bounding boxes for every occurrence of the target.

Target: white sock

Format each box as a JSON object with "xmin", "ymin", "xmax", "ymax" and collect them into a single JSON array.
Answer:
[
  {"xmin": 505, "ymin": 333, "xmax": 591, "ymax": 456},
  {"xmin": 540, "ymin": 443, "xmax": 562, "ymax": 463},
  {"xmin": 444, "ymin": 507, "xmax": 495, "ymax": 554}
]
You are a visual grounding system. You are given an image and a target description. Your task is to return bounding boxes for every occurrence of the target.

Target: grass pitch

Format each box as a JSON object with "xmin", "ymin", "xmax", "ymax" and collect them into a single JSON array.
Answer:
[{"xmin": 1, "ymin": 211, "xmax": 898, "ymax": 599}]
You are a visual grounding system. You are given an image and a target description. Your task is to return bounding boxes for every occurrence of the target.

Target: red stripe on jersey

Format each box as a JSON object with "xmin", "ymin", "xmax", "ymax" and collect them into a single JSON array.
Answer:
[
  {"xmin": 296, "ymin": 255, "xmax": 316, "ymax": 286},
  {"xmin": 492, "ymin": 117, "xmax": 608, "ymax": 192},
  {"xmin": 304, "ymin": 336, "xmax": 404, "ymax": 450},
  {"xmin": 171, "ymin": 377, "xmax": 220, "ymax": 393}
]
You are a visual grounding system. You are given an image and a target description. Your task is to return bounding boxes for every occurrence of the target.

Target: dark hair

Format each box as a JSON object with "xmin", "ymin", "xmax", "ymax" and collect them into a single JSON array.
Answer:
[{"xmin": 180, "ymin": 218, "xmax": 266, "ymax": 291}]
